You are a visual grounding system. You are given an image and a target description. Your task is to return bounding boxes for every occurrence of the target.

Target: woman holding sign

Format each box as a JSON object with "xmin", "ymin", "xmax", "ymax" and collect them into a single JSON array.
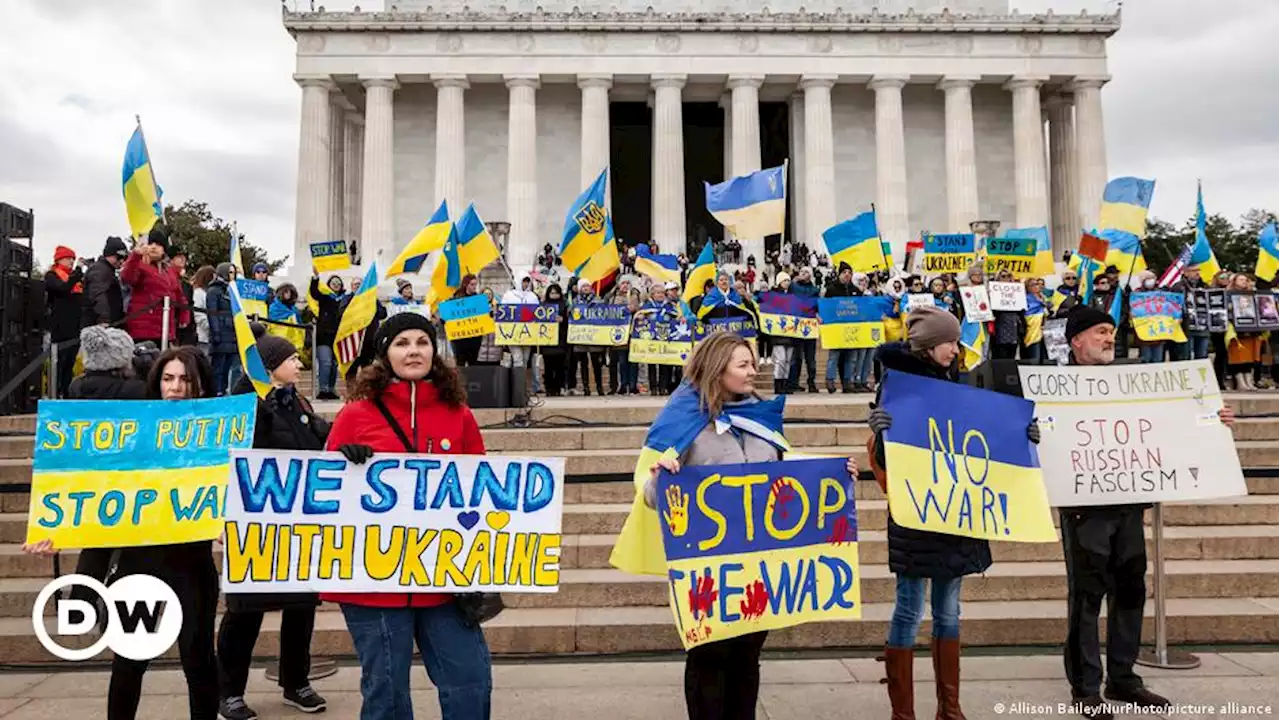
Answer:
[{"xmin": 323, "ymin": 312, "xmax": 492, "ymax": 720}]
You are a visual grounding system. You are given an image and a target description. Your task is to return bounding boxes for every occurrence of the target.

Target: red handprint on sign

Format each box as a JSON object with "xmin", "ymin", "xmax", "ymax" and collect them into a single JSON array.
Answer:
[
  {"xmin": 770, "ymin": 478, "xmax": 796, "ymax": 519},
  {"xmin": 739, "ymin": 579, "xmax": 770, "ymax": 620},
  {"xmin": 687, "ymin": 574, "xmax": 718, "ymax": 621}
]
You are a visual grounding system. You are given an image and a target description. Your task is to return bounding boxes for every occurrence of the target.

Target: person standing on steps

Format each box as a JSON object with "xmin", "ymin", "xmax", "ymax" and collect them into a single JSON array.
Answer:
[
  {"xmin": 866, "ymin": 306, "xmax": 1041, "ymax": 720},
  {"xmin": 44, "ymin": 245, "xmax": 85, "ymax": 397},
  {"xmin": 1055, "ymin": 306, "xmax": 1234, "ymax": 720},
  {"xmin": 310, "ymin": 272, "xmax": 348, "ymax": 400}
]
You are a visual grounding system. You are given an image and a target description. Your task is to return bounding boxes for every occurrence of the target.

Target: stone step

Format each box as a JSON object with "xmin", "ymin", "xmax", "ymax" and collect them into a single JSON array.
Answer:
[{"xmin": 5, "ymin": 596, "xmax": 1275, "ymax": 664}]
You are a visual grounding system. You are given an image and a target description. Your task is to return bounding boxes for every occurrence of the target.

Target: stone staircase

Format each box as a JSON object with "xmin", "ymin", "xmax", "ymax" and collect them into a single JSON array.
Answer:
[{"xmin": 0, "ymin": 393, "xmax": 1275, "ymax": 664}]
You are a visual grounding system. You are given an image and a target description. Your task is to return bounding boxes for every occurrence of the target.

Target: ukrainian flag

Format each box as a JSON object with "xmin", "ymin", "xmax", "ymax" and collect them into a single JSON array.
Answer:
[
  {"xmin": 561, "ymin": 169, "xmax": 612, "ymax": 274},
  {"xmin": 1100, "ymin": 228, "xmax": 1148, "ymax": 279},
  {"xmin": 1097, "ymin": 177, "xmax": 1155, "ymax": 279},
  {"xmin": 122, "ymin": 124, "xmax": 163, "ymax": 239},
  {"xmin": 696, "ymin": 286, "xmax": 753, "ymax": 320},
  {"xmin": 388, "ymin": 201, "xmax": 453, "ymax": 278},
  {"xmin": 456, "ymin": 203, "xmax": 500, "ymax": 274},
  {"xmin": 1256, "ymin": 222, "xmax": 1279, "ymax": 283},
  {"xmin": 1005, "ymin": 226, "xmax": 1053, "ymax": 277},
  {"xmin": 579, "ymin": 222, "xmax": 620, "ymax": 286},
  {"xmin": 634, "ymin": 245, "xmax": 682, "ymax": 285},
  {"xmin": 683, "ymin": 242, "xmax": 717, "ymax": 307},
  {"xmin": 334, "ymin": 262, "xmax": 380, "ymax": 376},
  {"xmin": 610, "ymin": 383, "xmax": 790, "ymax": 576},
  {"xmin": 1023, "ymin": 293, "xmax": 1045, "ymax": 347},
  {"xmin": 823, "ymin": 211, "xmax": 888, "ymax": 273},
  {"xmin": 426, "ymin": 228, "xmax": 463, "ymax": 310},
  {"xmin": 705, "ymin": 165, "xmax": 787, "ymax": 240},
  {"xmin": 1189, "ymin": 182, "xmax": 1221, "ymax": 282},
  {"xmin": 229, "ymin": 281, "xmax": 275, "ymax": 399},
  {"xmin": 229, "ymin": 226, "xmax": 246, "ymax": 275},
  {"xmin": 960, "ymin": 315, "xmax": 987, "ymax": 371}
]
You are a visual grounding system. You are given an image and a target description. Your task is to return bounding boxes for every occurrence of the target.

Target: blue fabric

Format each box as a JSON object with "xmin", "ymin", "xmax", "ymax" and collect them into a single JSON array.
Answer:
[
  {"xmin": 268, "ymin": 298, "xmax": 301, "ymax": 323},
  {"xmin": 1190, "ymin": 336, "xmax": 1210, "ymax": 360},
  {"xmin": 341, "ymin": 603, "xmax": 492, "ymax": 720},
  {"xmin": 211, "ymin": 351, "xmax": 237, "ymax": 396},
  {"xmin": 643, "ymin": 381, "xmax": 787, "ymax": 458},
  {"xmin": 696, "ymin": 286, "xmax": 750, "ymax": 319},
  {"xmin": 1139, "ymin": 344, "xmax": 1165, "ymax": 364},
  {"xmin": 825, "ymin": 349, "xmax": 855, "ymax": 383},
  {"xmin": 853, "ymin": 347, "xmax": 876, "ymax": 384},
  {"xmin": 888, "ymin": 575, "xmax": 962, "ymax": 647},
  {"xmin": 315, "ymin": 345, "xmax": 337, "ymax": 394},
  {"xmin": 205, "ymin": 280, "xmax": 237, "ymax": 353}
]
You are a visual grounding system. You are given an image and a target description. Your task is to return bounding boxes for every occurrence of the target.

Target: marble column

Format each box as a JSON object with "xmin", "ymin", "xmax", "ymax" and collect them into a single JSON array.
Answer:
[
  {"xmin": 578, "ymin": 74, "xmax": 613, "ymax": 194},
  {"xmin": 728, "ymin": 75, "xmax": 764, "ymax": 264},
  {"xmin": 505, "ymin": 74, "xmax": 539, "ymax": 269},
  {"xmin": 433, "ymin": 74, "xmax": 468, "ymax": 217},
  {"xmin": 1046, "ymin": 93, "xmax": 1079, "ymax": 259},
  {"xmin": 720, "ymin": 93, "xmax": 733, "ymax": 182},
  {"xmin": 1072, "ymin": 76, "xmax": 1109, "ymax": 234},
  {"xmin": 870, "ymin": 75, "xmax": 910, "ymax": 263},
  {"xmin": 787, "ymin": 92, "xmax": 807, "ymax": 250},
  {"xmin": 1006, "ymin": 76, "xmax": 1050, "ymax": 230},
  {"xmin": 293, "ymin": 76, "xmax": 333, "ymax": 274},
  {"xmin": 938, "ymin": 76, "xmax": 981, "ymax": 233},
  {"xmin": 328, "ymin": 91, "xmax": 350, "ymax": 244},
  {"xmin": 651, "ymin": 74, "xmax": 687, "ymax": 255},
  {"xmin": 802, "ymin": 76, "xmax": 837, "ymax": 250},
  {"xmin": 342, "ymin": 112, "xmax": 364, "ymax": 261},
  {"xmin": 360, "ymin": 77, "xmax": 397, "ymax": 264}
]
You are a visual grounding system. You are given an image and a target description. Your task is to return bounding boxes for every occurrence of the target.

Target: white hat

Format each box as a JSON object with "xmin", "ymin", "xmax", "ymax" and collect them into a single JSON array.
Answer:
[{"xmin": 663, "ymin": 281, "xmax": 679, "ymax": 290}]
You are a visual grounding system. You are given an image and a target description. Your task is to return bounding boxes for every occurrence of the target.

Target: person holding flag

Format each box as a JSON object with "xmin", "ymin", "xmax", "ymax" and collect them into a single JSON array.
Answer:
[
  {"xmin": 334, "ymin": 262, "xmax": 383, "ymax": 383},
  {"xmin": 309, "ymin": 273, "xmax": 348, "ymax": 400}
]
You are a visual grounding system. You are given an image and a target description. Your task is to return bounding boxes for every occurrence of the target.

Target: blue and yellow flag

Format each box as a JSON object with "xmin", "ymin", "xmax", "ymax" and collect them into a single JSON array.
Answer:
[
  {"xmin": 959, "ymin": 315, "xmax": 987, "ymax": 371},
  {"xmin": 1256, "ymin": 222, "xmax": 1279, "ymax": 283},
  {"xmin": 229, "ymin": 226, "xmax": 246, "ymax": 276},
  {"xmin": 579, "ymin": 227, "xmax": 620, "ymax": 288},
  {"xmin": 1004, "ymin": 226, "xmax": 1053, "ymax": 277},
  {"xmin": 455, "ymin": 203, "xmax": 500, "ymax": 274},
  {"xmin": 610, "ymin": 383, "xmax": 790, "ymax": 577},
  {"xmin": 1097, "ymin": 177, "xmax": 1155, "ymax": 279},
  {"xmin": 426, "ymin": 227, "xmax": 463, "ymax": 310},
  {"xmin": 823, "ymin": 211, "xmax": 889, "ymax": 273},
  {"xmin": 634, "ymin": 245, "xmax": 682, "ymax": 285},
  {"xmin": 818, "ymin": 296, "xmax": 894, "ymax": 349},
  {"xmin": 561, "ymin": 169, "xmax": 613, "ymax": 274},
  {"xmin": 879, "ymin": 370, "xmax": 1056, "ymax": 543},
  {"xmin": 334, "ymin": 262, "xmax": 380, "ymax": 375},
  {"xmin": 705, "ymin": 165, "xmax": 787, "ymax": 240},
  {"xmin": 683, "ymin": 241, "xmax": 717, "ymax": 308},
  {"xmin": 1129, "ymin": 291, "xmax": 1187, "ymax": 343},
  {"xmin": 1024, "ymin": 292, "xmax": 1046, "ymax": 347},
  {"xmin": 1188, "ymin": 182, "xmax": 1221, "ymax": 282},
  {"xmin": 229, "ymin": 281, "xmax": 275, "ymax": 399},
  {"xmin": 696, "ymin": 286, "xmax": 753, "ymax": 321},
  {"xmin": 1099, "ymin": 228, "xmax": 1147, "ymax": 279},
  {"xmin": 122, "ymin": 124, "xmax": 163, "ymax": 239},
  {"xmin": 388, "ymin": 201, "xmax": 453, "ymax": 278}
]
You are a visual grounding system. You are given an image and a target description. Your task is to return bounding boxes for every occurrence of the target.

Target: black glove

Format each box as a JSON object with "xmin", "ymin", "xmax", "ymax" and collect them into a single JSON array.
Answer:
[
  {"xmin": 868, "ymin": 406, "xmax": 893, "ymax": 434},
  {"xmin": 338, "ymin": 443, "xmax": 375, "ymax": 465},
  {"xmin": 1027, "ymin": 420, "xmax": 1041, "ymax": 445}
]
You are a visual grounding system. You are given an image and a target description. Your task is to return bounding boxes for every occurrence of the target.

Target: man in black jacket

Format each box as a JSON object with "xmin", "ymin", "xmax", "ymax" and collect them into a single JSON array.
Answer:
[
  {"xmin": 45, "ymin": 246, "xmax": 86, "ymax": 397},
  {"xmin": 81, "ymin": 236, "xmax": 129, "ymax": 328}
]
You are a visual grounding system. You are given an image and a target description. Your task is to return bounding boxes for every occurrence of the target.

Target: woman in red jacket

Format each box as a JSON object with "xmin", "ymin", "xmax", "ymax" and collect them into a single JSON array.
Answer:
[
  {"xmin": 326, "ymin": 311, "xmax": 492, "ymax": 720},
  {"xmin": 119, "ymin": 228, "xmax": 187, "ymax": 344}
]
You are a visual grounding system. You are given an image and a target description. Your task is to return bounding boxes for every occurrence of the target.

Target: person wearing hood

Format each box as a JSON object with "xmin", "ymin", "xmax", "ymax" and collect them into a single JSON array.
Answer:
[
  {"xmin": 120, "ymin": 227, "xmax": 187, "ymax": 345},
  {"xmin": 786, "ymin": 266, "xmax": 821, "ymax": 393},
  {"xmin": 269, "ymin": 283, "xmax": 302, "ymax": 324},
  {"xmin": 204, "ymin": 262, "xmax": 239, "ymax": 395},
  {"xmin": 822, "ymin": 263, "xmax": 860, "ymax": 393},
  {"xmin": 766, "ymin": 271, "xmax": 796, "ymax": 395},
  {"xmin": 868, "ymin": 307, "xmax": 1037, "ymax": 720},
  {"xmin": 642, "ymin": 283, "xmax": 676, "ymax": 396},
  {"xmin": 501, "ymin": 273, "xmax": 545, "ymax": 394},
  {"xmin": 45, "ymin": 245, "xmax": 85, "ymax": 397},
  {"xmin": 323, "ymin": 313, "xmax": 492, "ymax": 720},
  {"xmin": 82, "ymin": 236, "xmax": 129, "ymax": 328},
  {"xmin": 542, "ymin": 283, "xmax": 571, "ymax": 396},
  {"xmin": 310, "ymin": 272, "xmax": 348, "ymax": 399}
]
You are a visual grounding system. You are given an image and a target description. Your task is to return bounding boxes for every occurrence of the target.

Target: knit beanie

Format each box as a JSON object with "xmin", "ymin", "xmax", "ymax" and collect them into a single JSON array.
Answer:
[
  {"xmin": 256, "ymin": 334, "xmax": 298, "ymax": 372},
  {"xmin": 374, "ymin": 312, "xmax": 437, "ymax": 362},
  {"xmin": 1065, "ymin": 306, "xmax": 1115, "ymax": 342},
  {"xmin": 147, "ymin": 227, "xmax": 169, "ymax": 251},
  {"xmin": 906, "ymin": 306, "xmax": 961, "ymax": 353},
  {"xmin": 79, "ymin": 326, "xmax": 135, "ymax": 372},
  {"xmin": 54, "ymin": 246, "xmax": 76, "ymax": 263}
]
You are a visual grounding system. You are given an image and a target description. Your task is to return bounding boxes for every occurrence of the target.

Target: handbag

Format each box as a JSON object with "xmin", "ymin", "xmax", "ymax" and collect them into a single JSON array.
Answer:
[{"xmin": 371, "ymin": 396, "xmax": 507, "ymax": 626}]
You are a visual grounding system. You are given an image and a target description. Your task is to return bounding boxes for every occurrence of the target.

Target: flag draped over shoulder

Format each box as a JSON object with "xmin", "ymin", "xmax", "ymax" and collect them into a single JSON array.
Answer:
[
  {"xmin": 683, "ymin": 242, "xmax": 716, "ymax": 308},
  {"xmin": 1256, "ymin": 222, "xmax": 1279, "ymax": 283},
  {"xmin": 960, "ymin": 315, "xmax": 987, "ymax": 371},
  {"xmin": 609, "ymin": 384, "xmax": 790, "ymax": 577},
  {"xmin": 455, "ymin": 203, "xmax": 500, "ymax": 274},
  {"xmin": 704, "ymin": 165, "xmax": 786, "ymax": 240},
  {"xmin": 122, "ymin": 124, "xmax": 163, "ymax": 239},
  {"xmin": 1023, "ymin": 292, "xmax": 1046, "ymax": 346},
  {"xmin": 1097, "ymin": 177, "xmax": 1155, "ymax": 280},
  {"xmin": 823, "ymin": 211, "xmax": 888, "ymax": 273},
  {"xmin": 696, "ymin": 286, "xmax": 751, "ymax": 320},
  {"xmin": 560, "ymin": 169, "xmax": 612, "ymax": 274},
  {"xmin": 634, "ymin": 245, "xmax": 682, "ymax": 285},
  {"xmin": 1189, "ymin": 182, "xmax": 1221, "ymax": 282},
  {"xmin": 229, "ymin": 282, "xmax": 274, "ymax": 399},
  {"xmin": 388, "ymin": 201, "xmax": 453, "ymax": 278},
  {"xmin": 334, "ymin": 262, "xmax": 380, "ymax": 376}
]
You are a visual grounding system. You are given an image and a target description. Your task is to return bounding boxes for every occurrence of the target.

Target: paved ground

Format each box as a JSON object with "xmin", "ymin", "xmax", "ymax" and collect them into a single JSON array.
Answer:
[{"xmin": 0, "ymin": 651, "xmax": 1272, "ymax": 719}]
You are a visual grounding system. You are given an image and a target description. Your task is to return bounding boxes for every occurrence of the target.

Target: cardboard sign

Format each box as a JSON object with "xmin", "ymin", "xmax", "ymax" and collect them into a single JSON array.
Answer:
[
  {"xmin": 960, "ymin": 285, "xmax": 994, "ymax": 322},
  {"xmin": 1044, "ymin": 318, "xmax": 1069, "ymax": 365},
  {"xmin": 27, "ymin": 396, "xmax": 258, "ymax": 549},
  {"xmin": 439, "ymin": 295, "xmax": 495, "ymax": 340},
  {"xmin": 879, "ymin": 371, "xmax": 1056, "ymax": 543},
  {"xmin": 567, "ymin": 304, "xmax": 630, "ymax": 346},
  {"xmin": 1018, "ymin": 361, "xmax": 1246, "ymax": 507},
  {"xmin": 1229, "ymin": 291, "xmax": 1279, "ymax": 332},
  {"xmin": 693, "ymin": 316, "xmax": 757, "ymax": 341},
  {"xmin": 984, "ymin": 236, "xmax": 1037, "ymax": 278},
  {"xmin": 922, "ymin": 233, "xmax": 976, "ymax": 274},
  {"xmin": 235, "ymin": 278, "xmax": 270, "ymax": 317},
  {"xmin": 629, "ymin": 311, "xmax": 693, "ymax": 366},
  {"xmin": 757, "ymin": 293, "xmax": 819, "ymax": 339},
  {"xmin": 495, "ymin": 304, "xmax": 560, "ymax": 346},
  {"xmin": 1186, "ymin": 289, "xmax": 1210, "ymax": 333},
  {"xmin": 989, "ymin": 282, "xmax": 1027, "ymax": 312},
  {"xmin": 385, "ymin": 303, "xmax": 431, "ymax": 318},
  {"xmin": 223, "ymin": 450, "xmax": 566, "ymax": 593},
  {"xmin": 1129, "ymin": 291, "xmax": 1187, "ymax": 342},
  {"xmin": 905, "ymin": 294, "xmax": 935, "ymax": 312},
  {"xmin": 818, "ymin": 296, "xmax": 894, "ymax": 349},
  {"xmin": 310, "ymin": 240, "xmax": 351, "ymax": 273},
  {"xmin": 657, "ymin": 457, "xmax": 861, "ymax": 650}
]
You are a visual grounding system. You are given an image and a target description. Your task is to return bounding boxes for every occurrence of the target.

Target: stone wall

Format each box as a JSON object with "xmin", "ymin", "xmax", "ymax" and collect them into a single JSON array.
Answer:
[{"xmin": 393, "ymin": 0, "xmax": 1010, "ymax": 14}]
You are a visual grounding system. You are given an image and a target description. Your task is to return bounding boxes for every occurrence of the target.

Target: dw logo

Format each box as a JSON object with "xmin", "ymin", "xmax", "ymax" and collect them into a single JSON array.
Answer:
[{"xmin": 32, "ymin": 574, "xmax": 183, "ymax": 661}]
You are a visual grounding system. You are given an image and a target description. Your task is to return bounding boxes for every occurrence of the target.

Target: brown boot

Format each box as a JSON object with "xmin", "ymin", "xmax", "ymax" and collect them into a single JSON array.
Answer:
[
  {"xmin": 882, "ymin": 646, "xmax": 915, "ymax": 720},
  {"xmin": 931, "ymin": 637, "xmax": 967, "ymax": 720}
]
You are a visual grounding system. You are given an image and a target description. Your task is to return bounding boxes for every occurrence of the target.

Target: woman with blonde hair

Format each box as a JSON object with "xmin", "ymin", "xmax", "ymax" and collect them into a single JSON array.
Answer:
[{"xmin": 612, "ymin": 331, "xmax": 860, "ymax": 720}]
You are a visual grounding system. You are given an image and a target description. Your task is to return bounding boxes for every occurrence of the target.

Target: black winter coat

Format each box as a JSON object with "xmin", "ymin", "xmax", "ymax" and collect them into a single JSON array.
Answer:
[
  {"xmin": 873, "ymin": 342, "xmax": 993, "ymax": 581},
  {"xmin": 204, "ymin": 279, "xmax": 236, "ymax": 354},
  {"xmin": 81, "ymin": 258, "xmax": 124, "ymax": 328},
  {"xmin": 44, "ymin": 268, "xmax": 84, "ymax": 342},
  {"xmin": 310, "ymin": 277, "xmax": 345, "ymax": 347}
]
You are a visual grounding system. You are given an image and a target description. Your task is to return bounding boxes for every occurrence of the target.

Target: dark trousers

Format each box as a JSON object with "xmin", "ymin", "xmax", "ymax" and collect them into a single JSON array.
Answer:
[
  {"xmin": 1211, "ymin": 333, "xmax": 1229, "ymax": 389},
  {"xmin": 211, "ymin": 351, "xmax": 237, "ymax": 396},
  {"xmin": 453, "ymin": 337, "xmax": 482, "ymax": 367},
  {"xmin": 543, "ymin": 352, "xmax": 567, "ymax": 395},
  {"xmin": 55, "ymin": 342, "xmax": 77, "ymax": 398},
  {"xmin": 648, "ymin": 364, "xmax": 674, "ymax": 395},
  {"xmin": 684, "ymin": 630, "xmax": 767, "ymax": 720},
  {"xmin": 1060, "ymin": 507, "xmax": 1147, "ymax": 698},
  {"xmin": 108, "ymin": 559, "xmax": 220, "ymax": 720},
  {"xmin": 574, "ymin": 351, "xmax": 604, "ymax": 393},
  {"xmin": 787, "ymin": 339, "xmax": 818, "ymax": 389},
  {"xmin": 608, "ymin": 348, "xmax": 627, "ymax": 393},
  {"xmin": 216, "ymin": 606, "xmax": 316, "ymax": 697},
  {"xmin": 992, "ymin": 343, "xmax": 1019, "ymax": 360}
]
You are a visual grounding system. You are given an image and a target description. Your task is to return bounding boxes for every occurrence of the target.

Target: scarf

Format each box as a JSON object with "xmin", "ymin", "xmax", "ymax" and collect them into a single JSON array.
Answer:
[{"xmin": 54, "ymin": 264, "xmax": 82, "ymax": 294}]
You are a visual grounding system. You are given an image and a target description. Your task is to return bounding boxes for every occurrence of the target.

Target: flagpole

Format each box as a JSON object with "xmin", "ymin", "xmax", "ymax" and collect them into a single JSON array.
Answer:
[
  {"xmin": 135, "ymin": 114, "xmax": 166, "ymax": 225},
  {"xmin": 779, "ymin": 159, "xmax": 789, "ymax": 273}
]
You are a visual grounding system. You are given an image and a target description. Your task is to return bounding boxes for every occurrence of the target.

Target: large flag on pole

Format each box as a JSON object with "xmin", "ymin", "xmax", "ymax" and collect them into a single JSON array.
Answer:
[
  {"xmin": 704, "ymin": 165, "xmax": 786, "ymax": 240},
  {"xmin": 1188, "ymin": 181, "xmax": 1222, "ymax": 282},
  {"xmin": 1097, "ymin": 177, "xmax": 1155, "ymax": 281},
  {"xmin": 122, "ymin": 120, "xmax": 164, "ymax": 239},
  {"xmin": 560, "ymin": 169, "xmax": 613, "ymax": 274},
  {"xmin": 822, "ymin": 211, "xmax": 889, "ymax": 273},
  {"xmin": 455, "ymin": 204, "xmax": 500, "ymax": 275},
  {"xmin": 387, "ymin": 201, "xmax": 453, "ymax": 278},
  {"xmin": 425, "ymin": 227, "xmax": 463, "ymax": 310},
  {"xmin": 1257, "ymin": 222, "xmax": 1279, "ymax": 283},
  {"xmin": 334, "ymin": 262, "xmax": 380, "ymax": 377}
]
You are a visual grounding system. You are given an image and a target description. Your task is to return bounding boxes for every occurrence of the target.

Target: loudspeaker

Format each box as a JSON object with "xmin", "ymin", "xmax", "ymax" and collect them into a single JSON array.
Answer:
[
  {"xmin": 509, "ymin": 365, "xmax": 528, "ymax": 408},
  {"xmin": 460, "ymin": 365, "xmax": 510, "ymax": 408}
]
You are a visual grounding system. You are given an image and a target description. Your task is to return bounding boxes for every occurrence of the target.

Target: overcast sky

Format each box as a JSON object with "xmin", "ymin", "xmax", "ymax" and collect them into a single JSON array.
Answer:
[{"xmin": 2, "ymin": 0, "xmax": 1275, "ymax": 266}]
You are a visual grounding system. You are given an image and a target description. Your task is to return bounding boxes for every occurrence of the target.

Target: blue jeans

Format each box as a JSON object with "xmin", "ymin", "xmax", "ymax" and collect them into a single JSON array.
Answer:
[
  {"xmin": 1185, "ymin": 336, "xmax": 1210, "ymax": 360},
  {"xmin": 315, "ymin": 345, "xmax": 337, "ymax": 394},
  {"xmin": 1139, "ymin": 344, "xmax": 1165, "ymax": 363},
  {"xmin": 1022, "ymin": 342, "xmax": 1044, "ymax": 364},
  {"xmin": 824, "ymin": 349, "xmax": 855, "ymax": 384},
  {"xmin": 211, "ymin": 352, "xmax": 237, "ymax": 396},
  {"xmin": 341, "ymin": 602, "xmax": 492, "ymax": 720},
  {"xmin": 887, "ymin": 575, "xmax": 962, "ymax": 648},
  {"xmin": 853, "ymin": 347, "xmax": 876, "ymax": 384}
]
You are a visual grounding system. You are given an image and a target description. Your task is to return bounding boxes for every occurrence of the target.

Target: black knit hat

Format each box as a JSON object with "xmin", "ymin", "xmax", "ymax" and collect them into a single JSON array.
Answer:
[
  {"xmin": 1065, "ymin": 306, "xmax": 1116, "ymax": 342},
  {"xmin": 147, "ymin": 226, "xmax": 169, "ymax": 251},
  {"xmin": 256, "ymin": 334, "xmax": 298, "ymax": 372},
  {"xmin": 374, "ymin": 312, "xmax": 437, "ymax": 361}
]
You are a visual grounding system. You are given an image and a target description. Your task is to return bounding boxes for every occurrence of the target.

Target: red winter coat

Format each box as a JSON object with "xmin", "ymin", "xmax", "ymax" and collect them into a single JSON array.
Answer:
[
  {"xmin": 322, "ymin": 378, "xmax": 486, "ymax": 608},
  {"xmin": 119, "ymin": 252, "xmax": 187, "ymax": 342}
]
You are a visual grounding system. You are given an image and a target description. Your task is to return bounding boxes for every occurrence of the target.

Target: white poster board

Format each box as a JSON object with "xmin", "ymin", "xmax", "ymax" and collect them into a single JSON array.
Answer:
[
  {"xmin": 1018, "ymin": 360, "xmax": 1246, "ymax": 507},
  {"xmin": 905, "ymin": 294, "xmax": 934, "ymax": 312},
  {"xmin": 385, "ymin": 303, "xmax": 431, "ymax": 318},
  {"xmin": 989, "ymin": 282, "xmax": 1027, "ymax": 311},
  {"xmin": 223, "ymin": 450, "xmax": 565, "ymax": 593},
  {"xmin": 960, "ymin": 285, "xmax": 993, "ymax": 322}
]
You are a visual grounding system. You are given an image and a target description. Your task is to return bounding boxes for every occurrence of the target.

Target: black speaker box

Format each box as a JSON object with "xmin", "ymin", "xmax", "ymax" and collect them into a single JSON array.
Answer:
[{"xmin": 460, "ymin": 365, "xmax": 510, "ymax": 408}]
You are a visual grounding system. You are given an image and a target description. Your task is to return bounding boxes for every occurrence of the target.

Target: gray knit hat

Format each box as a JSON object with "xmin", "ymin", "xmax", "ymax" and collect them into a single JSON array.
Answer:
[
  {"xmin": 79, "ymin": 326, "xmax": 135, "ymax": 372},
  {"xmin": 906, "ymin": 306, "xmax": 961, "ymax": 353}
]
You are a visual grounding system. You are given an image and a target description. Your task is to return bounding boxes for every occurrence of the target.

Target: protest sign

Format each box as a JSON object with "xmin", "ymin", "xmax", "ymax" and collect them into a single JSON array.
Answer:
[
  {"xmin": 984, "ymin": 236, "xmax": 1037, "ymax": 278},
  {"xmin": 630, "ymin": 310, "xmax": 693, "ymax": 365},
  {"xmin": 1203, "ymin": 289, "xmax": 1230, "ymax": 332},
  {"xmin": 879, "ymin": 371, "xmax": 1056, "ymax": 542},
  {"xmin": 905, "ymin": 294, "xmax": 935, "ymax": 312},
  {"xmin": 223, "ymin": 450, "xmax": 565, "ymax": 593},
  {"xmin": 495, "ymin": 304, "xmax": 560, "ymax": 346},
  {"xmin": 1186, "ymin": 289, "xmax": 1210, "ymax": 333},
  {"xmin": 1259, "ymin": 293, "xmax": 1279, "ymax": 331},
  {"xmin": 1018, "ymin": 360, "xmax": 1245, "ymax": 506},
  {"xmin": 27, "ymin": 396, "xmax": 257, "ymax": 549},
  {"xmin": 567, "ymin": 304, "xmax": 630, "ymax": 346},
  {"xmin": 657, "ymin": 457, "xmax": 860, "ymax": 650},
  {"xmin": 960, "ymin": 285, "xmax": 993, "ymax": 322},
  {"xmin": 989, "ymin": 281, "xmax": 1027, "ymax": 311},
  {"xmin": 1129, "ymin": 291, "xmax": 1186, "ymax": 342},
  {"xmin": 1044, "ymin": 318, "xmax": 1069, "ymax": 365},
  {"xmin": 818, "ymin": 296, "xmax": 893, "ymax": 349},
  {"xmin": 309, "ymin": 240, "xmax": 351, "ymax": 273},
  {"xmin": 757, "ymin": 292, "xmax": 819, "ymax": 339},
  {"xmin": 235, "ymin": 279, "xmax": 271, "ymax": 318},
  {"xmin": 922, "ymin": 233, "xmax": 976, "ymax": 274},
  {"xmin": 385, "ymin": 303, "xmax": 430, "ymax": 318},
  {"xmin": 693, "ymin": 316, "xmax": 757, "ymax": 342},
  {"xmin": 438, "ymin": 295, "xmax": 495, "ymax": 341}
]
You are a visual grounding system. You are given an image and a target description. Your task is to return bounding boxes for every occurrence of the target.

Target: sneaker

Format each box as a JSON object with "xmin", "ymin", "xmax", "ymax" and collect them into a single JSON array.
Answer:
[
  {"xmin": 1104, "ymin": 685, "xmax": 1170, "ymax": 710},
  {"xmin": 219, "ymin": 696, "xmax": 259, "ymax": 720},
  {"xmin": 283, "ymin": 685, "xmax": 328, "ymax": 714},
  {"xmin": 1074, "ymin": 695, "xmax": 1113, "ymax": 720}
]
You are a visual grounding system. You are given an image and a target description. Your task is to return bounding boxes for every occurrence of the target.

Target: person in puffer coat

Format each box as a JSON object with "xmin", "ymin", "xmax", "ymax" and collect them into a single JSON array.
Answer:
[{"xmin": 868, "ymin": 306, "xmax": 1039, "ymax": 720}]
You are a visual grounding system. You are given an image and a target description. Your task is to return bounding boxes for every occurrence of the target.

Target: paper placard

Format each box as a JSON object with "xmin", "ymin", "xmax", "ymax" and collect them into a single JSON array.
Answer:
[
  {"xmin": 495, "ymin": 304, "xmax": 561, "ymax": 346},
  {"xmin": 310, "ymin": 240, "xmax": 351, "ymax": 272},
  {"xmin": 1044, "ymin": 318, "xmax": 1069, "ymax": 365},
  {"xmin": 438, "ymin": 295, "xmax": 495, "ymax": 340},
  {"xmin": 989, "ymin": 282, "xmax": 1027, "ymax": 312},
  {"xmin": 960, "ymin": 285, "xmax": 994, "ymax": 322},
  {"xmin": 905, "ymin": 294, "xmax": 934, "ymax": 312}
]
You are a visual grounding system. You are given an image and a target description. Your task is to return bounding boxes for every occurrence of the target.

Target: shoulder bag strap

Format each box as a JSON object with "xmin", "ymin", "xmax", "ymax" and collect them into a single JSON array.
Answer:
[{"xmin": 371, "ymin": 396, "xmax": 417, "ymax": 453}]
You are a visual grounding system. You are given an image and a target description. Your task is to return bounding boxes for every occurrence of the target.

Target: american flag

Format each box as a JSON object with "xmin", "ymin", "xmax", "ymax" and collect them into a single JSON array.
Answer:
[
  {"xmin": 1158, "ymin": 244, "xmax": 1194, "ymax": 288},
  {"xmin": 335, "ymin": 328, "xmax": 367, "ymax": 367}
]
